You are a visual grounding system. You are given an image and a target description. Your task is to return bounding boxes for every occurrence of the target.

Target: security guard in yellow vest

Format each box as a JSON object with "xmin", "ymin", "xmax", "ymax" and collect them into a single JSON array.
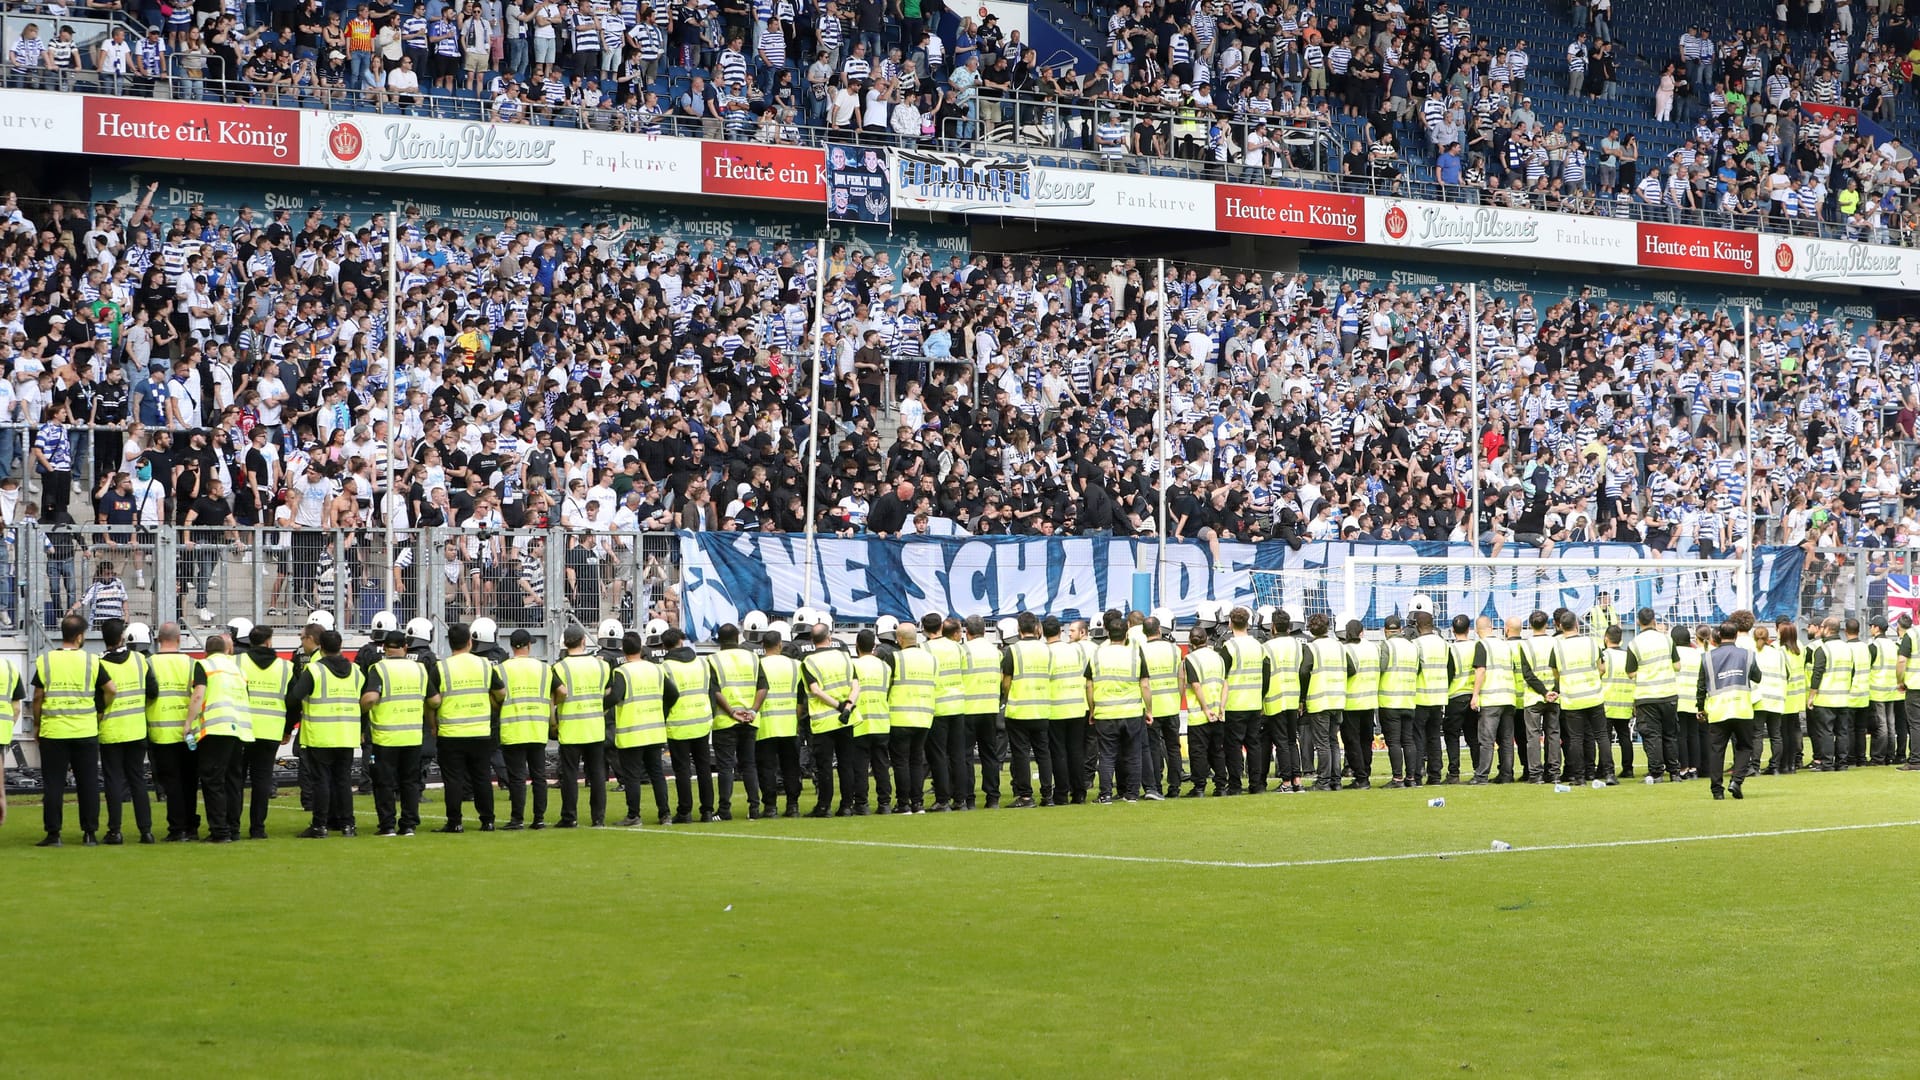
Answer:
[
  {"xmin": 1045, "ymin": 617, "xmax": 1090, "ymax": 805},
  {"xmin": 145, "ymin": 622, "xmax": 205, "ymax": 840},
  {"xmin": 361, "ymin": 630, "xmax": 435, "ymax": 836},
  {"xmin": 1865, "ymin": 617, "xmax": 1901, "ymax": 766},
  {"xmin": 1806, "ymin": 615, "xmax": 1855, "ymax": 771},
  {"xmin": 552, "ymin": 624, "xmax": 614, "ymax": 827},
  {"xmin": 707, "ymin": 623, "xmax": 763, "ymax": 822},
  {"xmin": 752, "ymin": 628, "xmax": 804, "ymax": 818},
  {"xmin": 290, "ymin": 627, "xmax": 364, "ymax": 837},
  {"xmin": 0, "ymin": 650, "xmax": 20, "ymax": 831},
  {"xmin": 1260, "ymin": 610, "xmax": 1306, "ymax": 793},
  {"xmin": 609, "ymin": 631, "xmax": 677, "ymax": 826},
  {"xmin": 1144, "ymin": 616, "xmax": 1190, "ymax": 797},
  {"xmin": 1410, "ymin": 610, "xmax": 1452, "ymax": 786},
  {"xmin": 1779, "ymin": 620, "xmax": 1809, "ymax": 773},
  {"xmin": 1622, "ymin": 607, "xmax": 1682, "ymax": 781},
  {"xmin": 1087, "ymin": 611, "xmax": 1154, "ymax": 803},
  {"xmin": 1219, "ymin": 607, "xmax": 1272, "ymax": 796},
  {"xmin": 497, "ymin": 629, "xmax": 554, "ymax": 829},
  {"xmin": 1182, "ymin": 626, "xmax": 1229, "ymax": 796},
  {"xmin": 1000, "ymin": 612, "xmax": 1055, "ymax": 809},
  {"xmin": 435, "ymin": 623, "xmax": 504, "ymax": 832},
  {"xmin": 193, "ymin": 637, "xmax": 253, "ymax": 844},
  {"xmin": 1519, "ymin": 610, "xmax": 1563, "ymax": 784},
  {"xmin": 96, "ymin": 619, "xmax": 153, "ymax": 845},
  {"xmin": 1751, "ymin": 623, "xmax": 1790, "ymax": 776},
  {"xmin": 1697, "ymin": 622, "xmax": 1762, "ymax": 799},
  {"xmin": 1378, "ymin": 614, "xmax": 1419, "ymax": 787},
  {"xmin": 922, "ymin": 613, "xmax": 969, "ymax": 812},
  {"xmin": 802, "ymin": 621, "xmax": 861, "ymax": 817},
  {"xmin": 1301, "ymin": 613, "xmax": 1353, "ymax": 792},
  {"xmin": 31, "ymin": 614, "xmax": 115, "ymax": 846},
  {"xmin": 1341, "ymin": 619, "xmax": 1381, "ymax": 789},
  {"xmin": 1674, "ymin": 625, "xmax": 1709, "ymax": 778},
  {"xmin": 1602, "ymin": 625, "xmax": 1636, "ymax": 777},
  {"xmin": 1899, "ymin": 613, "xmax": 1920, "ymax": 769},
  {"xmin": 1444, "ymin": 614, "xmax": 1480, "ymax": 782},
  {"xmin": 958, "ymin": 614, "xmax": 1004, "ymax": 808},
  {"xmin": 658, "ymin": 626, "xmax": 718, "ymax": 823},
  {"xmin": 1845, "ymin": 618, "xmax": 1873, "ymax": 767},
  {"xmin": 1467, "ymin": 616, "xmax": 1519, "ymax": 784},
  {"xmin": 849, "ymin": 629, "xmax": 894, "ymax": 815},
  {"xmin": 236, "ymin": 624, "xmax": 294, "ymax": 839},
  {"xmin": 888, "ymin": 625, "xmax": 939, "ymax": 813},
  {"xmin": 1549, "ymin": 609, "xmax": 1615, "ymax": 785}
]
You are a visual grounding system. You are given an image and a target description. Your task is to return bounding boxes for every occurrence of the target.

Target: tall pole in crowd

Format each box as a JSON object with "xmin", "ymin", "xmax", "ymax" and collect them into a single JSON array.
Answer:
[
  {"xmin": 1742, "ymin": 305, "xmax": 1755, "ymax": 612},
  {"xmin": 802, "ymin": 238, "xmax": 827, "ymax": 610},
  {"xmin": 384, "ymin": 210, "xmax": 399, "ymax": 622},
  {"xmin": 1155, "ymin": 257, "xmax": 1169, "ymax": 609},
  {"xmin": 1468, "ymin": 284, "xmax": 1480, "ymax": 553}
]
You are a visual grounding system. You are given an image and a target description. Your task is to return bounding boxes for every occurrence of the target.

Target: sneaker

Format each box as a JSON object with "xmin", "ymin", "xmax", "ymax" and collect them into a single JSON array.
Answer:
[
  {"xmin": 377, "ymin": 827, "xmax": 399, "ymax": 837},
  {"xmin": 502, "ymin": 821, "xmax": 526, "ymax": 831},
  {"xmin": 618, "ymin": 815, "xmax": 643, "ymax": 827},
  {"xmin": 1142, "ymin": 790, "xmax": 1166, "ymax": 801},
  {"xmin": 103, "ymin": 831, "xmax": 124, "ymax": 846},
  {"xmin": 139, "ymin": 832, "xmax": 156, "ymax": 844},
  {"xmin": 35, "ymin": 834, "xmax": 62, "ymax": 847},
  {"xmin": 479, "ymin": 822, "xmax": 495, "ymax": 832},
  {"xmin": 436, "ymin": 823, "xmax": 465, "ymax": 834},
  {"xmin": 399, "ymin": 827, "xmax": 415, "ymax": 836},
  {"xmin": 297, "ymin": 826, "xmax": 328, "ymax": 839},
  {"xmin": 248, "ymin": 827, "xmax": 268, "ymax": 840},
  {"xmin": 339, "ymin": 825, "xmax": 358, "ymax": 837}
]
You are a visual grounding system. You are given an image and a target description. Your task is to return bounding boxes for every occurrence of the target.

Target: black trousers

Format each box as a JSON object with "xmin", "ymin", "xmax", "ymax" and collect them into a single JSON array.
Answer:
[
  {"xmin": 1306, "ymin": 711, "xmax": 1342, "ymax": 787},
  {"xmin": 1559, "ymin": 705, "xmax": 1612, "ymax": 782},
  {"xmin": 99, "ymin": 738, "xmax": 152, "ymax": 835},
  {"xmin": 964, "ymin": 712, "xmax": 1000, "ymax": 804},
  {"xmin": 712, "ymin": 724, "xmax": 759, "ymax": 813},
  {"xmin": 439, "ymin": 734, "xmax": 496, "ymax": 826},
  {"xmin": 557, "ymin": 741, "xmax": 609, "ymax": 825},
  {"xmin": 890, "ymin": 726, "xmax": 930, "ymax": 808},
  {"xmin": 1148, "ymin": 713, "xmax": 1185, "ymax": 794},
  {"xmin": 1523, "ymin": 702, "xmax": 1561, "ymax": 781},
  {"xmin": 1006, "ymin": 717, "xmax": 1053, "ymax": 801},
  {"xmin": 851, "ymin": 732, "xmax": 892, "ymax": 809},
  {"xmin": 195, "ymin": 733, "xmax": 243, "ymax": 840},
  {"xmin": 39, "ymin": 735, "xmax": 101, "ymax": 838},
  {"xmin": 1341, "ymin": 708, "xmax": 1374, "ymax": 782},
  {"xmin": 926, "ymin": 714, "xmax": 968, "ymax": 805},
  {"xmin": 1415, "ymin": 704, "xmax": 1444, "ymax": 782},
  {"xmin": 1778, "ymin": 709, "xmax": 1804, "ymax": 771},
  {"xmin": 809, "ymin": 726, "xmax": 856, "ymax": 811},
  {"xmin": 1706, "ymin": 718, "xmax": 1757, "ymax": 793},
  {"xmin": 616, "ymin": 743, "xmax": 672, "ymax": 821},
  {"xmin": 1679, "ymin": 708, "xmax": 1709, "ymax": 773},
  {"xmin": 1264, "ymin": 710, "xmax": 1297, "ymax": 782},
  {"xmin": 1473, "ymin": 704, "xmax": 1515, "ymax": 782},
  {"xmin": 1609, "ymin": 714, "xmax": 1635, "ymax": 774},
  {"xmin": 1050, "ymin": 717, "xmax": 1089, "ymax": 800},
  {"xmin": 370, "ymin": 742, "xmax": 424, "ymax": 832},
  {"xmin": 241, "ymin": 738, "xmax": 281, "ymax": 832},
  {"xmin": 1445, "ymin": 696, "xmax": 1476, "ymax": 777},
  {"xmin": 1094, "ymin": 716, "xmax": 1146, "ymax": 798},
  {"xmin": 1905, "ymin": 694, "xmax": 1920, "ymax": 766},
  {"xmin": 667, "ymin": 735, "xmax": 715, "ymax": 818},
  {"xmin": 1380, "ymin": 708, "xmax": 1413, "ymax": 780},
  {"xmin": 1632, "ymin": 699, "xmax": 1680, "ymax": 779},
  {"xmin": 303, "ymin": 745, "xmax": 355, "ymax": 829},
  {"xmin": 1187, "ymin": 721, "xmax": 1227, "ymax": 793},
  {"xmin": 1809, "ymin": 705, "xmax": 1850, "ymax": 767},
  {"xmin": 150, "ymin": 740, "xmax": 200, "ymax": 836},
  {"xmin": 1223, "ymin": 709, "xmax": 1262, "ymax": 793},
  {"xmin": 500, "ymin": 741, "xmax": 550, "ymax": 824},
  {"xmin": 753, "ymin": 735, "xmax": 802, "ymax": 810}
]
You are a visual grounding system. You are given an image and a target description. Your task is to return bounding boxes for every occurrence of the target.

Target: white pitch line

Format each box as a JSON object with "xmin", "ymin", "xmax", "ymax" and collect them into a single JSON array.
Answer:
[{"xmin": 265, "ymin": 804, "xmax": 1920, "ymax": 869}]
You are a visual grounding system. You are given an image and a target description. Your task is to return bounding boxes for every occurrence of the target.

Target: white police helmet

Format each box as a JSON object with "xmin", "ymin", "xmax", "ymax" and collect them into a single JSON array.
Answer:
[
  {"xmin": 996, "ymin": 617, "xmax": 1020, "ymax": 640},
  {"xmin": 766, "ymin": 620, "xmax": 790, "ymax": 641},
  {"xmin": 227, "ymin": 617, "xmax": 254, "ymax": 642},
  {"xmin": 369, "ymin": 611, "xmax": 399, "ymax": 633},
  {"xmin": 1150, "ymin": 607, "xmax": 1173, "ymax": 626},
  {"xmin": 643, "ymin": 618, "xmax": 670, "ymax": 646},
  {"xmin": 596, "ymin": 619, "xmax": 624, "ymax": 642},
  {"xmin": 1410, "ymin": 594, "xmax": 1434, "ymax": 615},
  {"xmin": 470, "ymin": 617, "xmax": 498, "ymax": 643},
  {"xmin": 742, "ymin": 610, "xmax": 769, "ymax": 633},
  {"xmin": 405, "ymin": 617, "xmax": 434, "ymax": 643},
  {"xmin": 126, "ymin": 622, "xmax": 153, "ymax": 646},
  {"xmin": 875, "ymin": 614, "xmax": 899, "ymax": 636},
  {"xmin": 306, "ymin": 610, "xmax": 337, "ymax": 632}
]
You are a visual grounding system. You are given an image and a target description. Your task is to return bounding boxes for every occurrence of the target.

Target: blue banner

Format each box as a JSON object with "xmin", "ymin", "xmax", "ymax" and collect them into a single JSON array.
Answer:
[
  {"xmin": 678, "ymin": 535, "xmax": 1804, "ymax": 640},
  {"xmin": 825, "ymin": 143, "xmax": 891, "ymax": 224}
]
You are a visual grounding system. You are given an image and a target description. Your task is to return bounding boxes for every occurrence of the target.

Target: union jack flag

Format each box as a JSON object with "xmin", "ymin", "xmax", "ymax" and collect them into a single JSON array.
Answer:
[{"xmin": 1886, "ymin": 575, "xmax": 1920, "ymax": 623}]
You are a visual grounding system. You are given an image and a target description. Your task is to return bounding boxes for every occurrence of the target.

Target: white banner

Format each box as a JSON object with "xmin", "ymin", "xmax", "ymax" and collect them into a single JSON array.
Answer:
[
  {"xmin": 300, "ymin": 110, "xmax": 701, "ymax": 191},
  {"xmin": 0, "ymin": 89, "xmax": 82, "ymax": 155},
  {"xmin": 1367, "ymin": 197, "xmax": 1636, "ymax": 262},
  {"xmin": 888, "ymin": 147, "xmax": 1211, "ymax": 229},
  {"xmin": 1764, "ymin": 234, "xmax": 1920, "ymax": 286}
]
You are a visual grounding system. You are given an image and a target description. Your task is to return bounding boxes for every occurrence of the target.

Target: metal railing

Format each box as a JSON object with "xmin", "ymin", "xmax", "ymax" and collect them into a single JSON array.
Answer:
[{"xmin": 4, "ymin": 523, "xmax": 683, "ymax": 653}]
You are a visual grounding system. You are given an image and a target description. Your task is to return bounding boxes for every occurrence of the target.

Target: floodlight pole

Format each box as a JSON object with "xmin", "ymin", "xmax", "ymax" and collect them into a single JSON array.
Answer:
[
  {"xmin": 802, "ymin": 237, "xmax": 826, "ymax": 609},
  {"xmin": 1156, "ymin": 257, "xmax": 1169, "ymax": 609},
  {"xmin": 1742, "ymin": 305, "xmax": 1755, "ymax": 613},
  {"xmin": 1468, "ymin": 283, "xmax": 1480, "ymax": 554},
  {"xmin": 384, "ymin": 210, "xmax": 399, "ymax": 622}
]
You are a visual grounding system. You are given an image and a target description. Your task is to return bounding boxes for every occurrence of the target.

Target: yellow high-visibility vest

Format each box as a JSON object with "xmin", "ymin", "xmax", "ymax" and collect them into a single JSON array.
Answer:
[
  {"xmin": 1089, "ymin": 642, "xmax": 1144, "ymax": 720},
  {"xmin": 369, "ymin": 657, "xmax": 428, "ymax": 747},
  {"xmin": 35, "ymin": 648, "xmax": 100, "ymax": 740},
  {"xmin": 498, "ymin": 657, "xmax": 553, "ymax": 745},
  {"xmin": 1142, "ymin": 640, "xmax": 1183, "ymax": 719},
  {"xmin": 613, "ymin": 659, "xmax": 668, "ymax": 748},
  {"xmin": 888, "ymin": 646, "xmax": 937, "ymax": 729},
  {"xmin": 1304, "ymin": 637, "xmax": 1346, "ymax": 714},
  {"xmin": 147, "ymin": 652, "xmax": 197, "ymax": 745},
  {"xmin": 756, "ymin": 654, "xmax": 802, "ymax": 740},
  {"xmin": 1261, "ymin": 635, "xmax": 1302, "ymax": 715}
]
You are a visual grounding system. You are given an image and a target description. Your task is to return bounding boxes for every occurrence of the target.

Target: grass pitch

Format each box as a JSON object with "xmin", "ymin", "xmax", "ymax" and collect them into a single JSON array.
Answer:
[{"xmin": 5, "ymin": 763, "xmax": 1919, "ymax": 1077}]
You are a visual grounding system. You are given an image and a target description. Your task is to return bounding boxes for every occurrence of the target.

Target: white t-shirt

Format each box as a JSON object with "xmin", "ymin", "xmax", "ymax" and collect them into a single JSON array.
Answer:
[
  {"xmin": 256, "ymin": 376, "xmax": 287, "ymax": 424},
  {"xmin": 168, "ymin": 375, "xmax": 202, "ymax": 429},
  {"xmin": 131, "ymin": 477, "xmax": 166, "ymax": 526}
]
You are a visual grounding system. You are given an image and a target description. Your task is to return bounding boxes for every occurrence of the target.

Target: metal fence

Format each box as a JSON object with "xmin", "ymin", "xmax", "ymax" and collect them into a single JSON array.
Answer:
[{"xmin": 4, "ymin": 523, "xmax": 683, "ymax": 652}]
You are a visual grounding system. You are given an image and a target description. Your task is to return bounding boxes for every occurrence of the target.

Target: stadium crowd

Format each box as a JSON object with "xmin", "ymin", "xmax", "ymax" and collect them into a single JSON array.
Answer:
[
  {"xmin": 4, "ymin": 0, "xmax": 1920, "ymax": 239},
  {"xmin": 0, "ymin": 178, "xmax": 1914, "ymax": 632},
  {"xmin": 7, "ymin": 597, "xmax": 1918, "ymax": 843}
]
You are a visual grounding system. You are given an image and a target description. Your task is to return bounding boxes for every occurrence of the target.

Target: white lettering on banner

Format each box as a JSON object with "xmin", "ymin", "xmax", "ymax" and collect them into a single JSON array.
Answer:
[
  {"xmin": 1789, "ymin": 242, "xmax": 1905, "ymax": 281},
  {"xmin": 707, "ymin": 153, "xmax": 815, "ymax": 187},
  {"xmin": 360, "ymin": 121, "xmax": 555, "ymax": 171},
  {"xmin": 1407, "ymin": 205, "xmax": 1540, "ymax": 246},
  {"xmin": 95, "ymin": 111, "xmax": 291, "ymax": 158},
  {"xmin": 1642, "ymin": 234, "xmax": 1756, "ymax": 271},
  {"xmin": 1033, "ymin": 171, "xmax": 1096, "ymax": 207},
  {"xmin": 1223, "ymin": 195, "xmax": 1275, "ymax": 221},
  {"xmin": 1114, "ymin": 188, "xmax": 1199, "ymax": 214}
]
